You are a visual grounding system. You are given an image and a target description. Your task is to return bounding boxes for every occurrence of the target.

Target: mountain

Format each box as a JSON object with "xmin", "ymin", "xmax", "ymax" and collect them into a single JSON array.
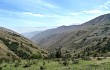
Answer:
[
  {"xmin": 31, "ymin": 14, "xmax": 110, "ymax": 56},
  {"xmin": 0, "ymin": 27, "xmax": 47, "ymax": 60},
  {"xmin": 82, "ymin": 13, "xmax": 110, "ymax": 25},
  {"xmin": 31, "ymin": 25, "xmax": 80, "ymax": 48},
  {"xmin": 22, "ymin": 31, "xmax": 42, "ymax": 39}
]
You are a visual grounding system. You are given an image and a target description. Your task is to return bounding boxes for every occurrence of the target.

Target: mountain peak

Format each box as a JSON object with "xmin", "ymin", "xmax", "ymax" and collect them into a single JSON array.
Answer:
[{"xmin": 83, "ymin": 13, "xmax": 110, "ymax": 25}]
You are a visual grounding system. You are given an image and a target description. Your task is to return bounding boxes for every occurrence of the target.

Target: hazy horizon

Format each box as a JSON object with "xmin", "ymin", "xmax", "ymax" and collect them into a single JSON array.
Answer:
[{"xmin": 0, "ymin": 0, "xmax": 110, "ymax": 33}]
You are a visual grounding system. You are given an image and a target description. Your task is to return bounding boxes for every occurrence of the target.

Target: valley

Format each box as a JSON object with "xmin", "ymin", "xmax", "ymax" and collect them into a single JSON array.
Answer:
[
  {"xmin": 0, "ymin": 14, "xmax": 110, "ymax": 70},
  {"xmin": 0, "ymin": 0, "xmax": 110, "ymax": 68},
  {"xmin": 31, "ymin": 14, "xmax": 110, "ymax": 58}
]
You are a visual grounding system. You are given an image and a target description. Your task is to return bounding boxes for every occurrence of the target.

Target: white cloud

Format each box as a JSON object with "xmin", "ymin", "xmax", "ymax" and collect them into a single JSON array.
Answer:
[
  {"xmin": 85, "ymin": 10, "xmax": 110, "ymax": 14},
  {"xmin": 69, "ymin": 12, "xmax": 83, "ymax": 16},
  {"xmin": 99, "ymin": 5, "xmax": 109, "ymax": 9},
  {"xmin": 83, "ymin": 10, "xmax": 101, "ymax": 14},
  {"xmin": 23, "ymin": 12, "xmax": 61, "ymax": 18},
  {"xmin": 102, "ymin": 10, "xmax": 110, "ymax": 14},
  {"xmin": 104, "ymin": 1, "xmax": 110, "ymax": 5},
  {"xmin": 35, "ymin": 0, "xmax": 58, "ymax": 8},
  {"xmin": 99, "ymin": 0, "xmax": 110, "ymax": 9},
  {"xmin": 42, "ymin": 3, "xmax": 59, "ymax": 8},
  {"xmin": 23, "ymin": 12, "xmax": 46, "ymax": 17}
]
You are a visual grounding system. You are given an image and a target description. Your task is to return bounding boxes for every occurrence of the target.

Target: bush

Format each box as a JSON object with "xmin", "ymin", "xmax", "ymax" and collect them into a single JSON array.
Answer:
[
  {"xmin": 14, "ymin": 62, "xmax": 20, "ymax": 67},
  {"xmin": 23, "ymin": 63, "xmax": 31, "ymax": 68},
  {"xmin": 72, "ymin": 59, "xmax": 79, "ymax": 64},
  {"xmin": 82, "ymin": 56, "xmax": 91, "ymax": 61},
  {"xmin": 97, "ymin": 57, "xmax": 103, "ymax": 60},
  {"xmin": 16, "ymin": 50, "xmax": 30, "ymax": 59},
  {"xmin": 62, "ymin": 59, "xmax": 68, "ymax": 66},
  {"xmin": 30, "ymin": 54, "xmax": 42, "ymax": 59},
  {"xmin": 0, "ymin": 67, "xmax": 2, "ymax": 70},
  {"xmin": 0, "ymin": 58, "xmax": 3, "ymax": 64},
  {"xmin": 0, "ymin": 58, "xmax": 10, "ymax": 63},
  {"xmin": 63, "ymin": 61, "xmax": 68, "ymax": 66},
  {"xmin": 40, "ymin": 66, "xmax": 45, "ymax": 70}
]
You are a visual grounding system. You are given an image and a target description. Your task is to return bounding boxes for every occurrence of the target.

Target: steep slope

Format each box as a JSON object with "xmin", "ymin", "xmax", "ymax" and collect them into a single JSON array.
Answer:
[
  {"xmin": 31, "ymin": 25, "xmax": 80, "ymax": 48},
  {"xmin": 31, "ymin": 14, "xmax": 110, "ymax": 56},
  {"xmin": 0, "ymin": 27, "xmax": 47, "ymax": 60}
]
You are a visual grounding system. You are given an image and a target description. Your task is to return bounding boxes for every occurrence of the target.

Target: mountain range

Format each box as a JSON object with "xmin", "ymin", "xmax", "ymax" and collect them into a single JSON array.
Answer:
[
  {"xmin": 31, "ymin": 14, "xmax": 110, "ymax": 56},
  {"xmin": 1, "ymin": 13, "xmax": 110, "ymax": 60}
]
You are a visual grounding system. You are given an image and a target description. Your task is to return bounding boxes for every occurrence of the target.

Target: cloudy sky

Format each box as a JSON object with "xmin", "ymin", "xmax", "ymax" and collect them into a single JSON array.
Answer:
[{"xmin": 0, "ymin": 0, "xmax": 110, "ymax": 33}]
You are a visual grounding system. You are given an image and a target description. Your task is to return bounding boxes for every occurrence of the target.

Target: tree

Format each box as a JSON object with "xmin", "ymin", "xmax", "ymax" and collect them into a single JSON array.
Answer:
[
  {"xmin": 93, "ymin": 52, "xmax": 98, "ymax": 58},
  {"xmin": 55, "ymin": 46, "xmax": 62, "ymax": 58}
]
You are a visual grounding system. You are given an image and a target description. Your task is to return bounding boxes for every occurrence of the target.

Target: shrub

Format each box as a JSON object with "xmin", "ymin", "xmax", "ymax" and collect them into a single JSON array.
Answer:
[
  {"xmin": 82, "ymin": 56, "xmax": 91, "ymax": 61},
  {"xmin": 55, "ymin": 47, "xmax": 62, "ymax": 58},
  {"xmin": 23, "ymin": 62, "xmax": 31, "ymax": 68},
  {"xmin": 72, "ymin": 59, "xmax": 79, "ymax": 64},
  {"xmin": 32, "ymin": 60, "xmax": 37, "ymax": 64},
  {"xmin": 16, "ymin": 50, "xmax": 30, "ymax": 59},
  {"xmin": 43, "ymin": 60, "xmax": 45, "ymax": 66},
  {"xmin": 97, "ymin": 57, "xmax": 103, "ymax": 60},
  {"xmin": 0, "ymin": 67, "xmax": 2, "ymax": 70},
  {"xmin": 0, "ymin": 58, "xmax": 3, "ymax": 64},
  {"xmin": 14, "ymin": 62, "xmax": 20, "ymax": 67},
  {"xmin": 0, "ymin": 58, "xmax": 10, "ymax": 63},
  {"xmin": 62, "ymin": 59, "xmax": 68, "ymax": 66},
  {"xmin": 40, "ymin": 66, "xmax": 45, "ymax": 70},
  {"xmin": 30, "ymin": 54, "xmax": 42, "ymax": 59}
]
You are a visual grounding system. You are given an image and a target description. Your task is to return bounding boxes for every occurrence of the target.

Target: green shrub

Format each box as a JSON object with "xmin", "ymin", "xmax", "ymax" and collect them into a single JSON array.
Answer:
[
  {"xmin": 40, "ymin": 66, "xmax": 45, "ymax": 70},
  {"xmin": 16, "ymin": 50, "xmax": 30, "ymax": 59},
  {"xmin": 0, "ymin": 67, "xmax": 2, "ymax": 70},
  {"xmin": 14, "ymin": 62, "xmax": 20, "ymax": 67},
  {"xmin": 82, "ymin": 56, "xmax": 91, "ymax": 61},
  {"xmin": 62, "ymin": 60, "xmax": 68, "ymax": 66},
  {"xmin": 97, "ymin": 57, "xmax": 103, "ymax": 60},
  {"xmin": 30, "ymin": 54, "xmax": 42, "ymax": 59},
  {"xmin": 72, "ymin": 59, "xmax": 79, "ymax": 64},
  {"xmin": 23, "ymin": 62, "xmax": 31, "ymax": 68},
  {"xmin": 0, "ymin": 58, "xmax": 10, "ymax": 63}
]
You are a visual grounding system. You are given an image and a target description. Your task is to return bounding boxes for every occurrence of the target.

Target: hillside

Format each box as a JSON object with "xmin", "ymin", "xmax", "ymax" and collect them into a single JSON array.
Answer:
[
  {"xmin": 0, "ymin": 27, "xmax": 47, "ymax": 60},
  {"xmin": 31, "ymin": 25, "xmax": 80, "ymax": 48},
  {"xmin": 31, "ymin": 14, "xmax": 110, "ymax": 56}
]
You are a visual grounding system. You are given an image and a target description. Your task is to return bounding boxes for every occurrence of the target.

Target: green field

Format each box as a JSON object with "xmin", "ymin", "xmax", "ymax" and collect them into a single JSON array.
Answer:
[{"xmin": 0, "ymin": 57, "xmax": 110, "ymax": 70}]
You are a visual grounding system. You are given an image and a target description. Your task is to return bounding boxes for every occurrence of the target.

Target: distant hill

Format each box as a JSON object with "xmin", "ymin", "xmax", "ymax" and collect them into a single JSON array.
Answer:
[
  {"xmin": 0, "ymin": 27, "xmax": 47, "ymax": 60},
  {"xmin": 31, "ymin": 25, "xmax": 80, "ymax": 48},
  {"xmin": 31, "ymin": 14, "xmax": 110, "ymax": 56},
  {"xmin": 22, "ymin": 31, "xmax": 42, "ymax": 39}
]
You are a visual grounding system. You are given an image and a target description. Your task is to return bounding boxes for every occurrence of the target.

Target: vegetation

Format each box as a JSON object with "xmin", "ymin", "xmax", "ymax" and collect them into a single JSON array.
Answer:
[
  {"xmin": 0, "ymin": 27, "xmax": 47, "ymax": 61},
  {"xmin": 0, "ymin": 58, "xmax": 110, "ymax": 70}
]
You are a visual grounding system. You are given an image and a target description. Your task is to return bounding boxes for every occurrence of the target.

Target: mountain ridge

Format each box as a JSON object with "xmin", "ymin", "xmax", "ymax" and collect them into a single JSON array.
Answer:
[
  {"xmin": 82, "ymin": 14, "xmax": 110, "ymax": 25},
  {"xmin": 31, "ymin": 13, "xmax": 110, "ymax": 56}
]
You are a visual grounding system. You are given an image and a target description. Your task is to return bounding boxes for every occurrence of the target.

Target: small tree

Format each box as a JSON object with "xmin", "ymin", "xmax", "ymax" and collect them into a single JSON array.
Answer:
[
  {"xmin": 55, "ymin": 46, "xmax": 62, "ymax": 58},
  {"xmin": 92, "ymin": 52, "xmax": 98, "ymax": 58}
]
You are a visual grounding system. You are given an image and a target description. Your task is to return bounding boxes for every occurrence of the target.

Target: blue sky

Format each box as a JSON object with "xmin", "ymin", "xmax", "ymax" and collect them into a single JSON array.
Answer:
[{"xmin": 0, "ymin": 0, "xmax": 110, "ymax": 33}]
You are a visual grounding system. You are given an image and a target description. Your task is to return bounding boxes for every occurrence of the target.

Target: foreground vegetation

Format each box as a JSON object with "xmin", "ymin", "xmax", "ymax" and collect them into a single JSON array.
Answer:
[{"xmin": 0, "ymin": 57, "xmax": 110, "ymax": 70}]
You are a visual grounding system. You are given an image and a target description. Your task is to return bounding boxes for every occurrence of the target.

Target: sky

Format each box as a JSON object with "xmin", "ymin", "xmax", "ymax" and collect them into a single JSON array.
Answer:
[{"xmin": 0, "ymin": 0, "xmax": 110, "ymax": 33}]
